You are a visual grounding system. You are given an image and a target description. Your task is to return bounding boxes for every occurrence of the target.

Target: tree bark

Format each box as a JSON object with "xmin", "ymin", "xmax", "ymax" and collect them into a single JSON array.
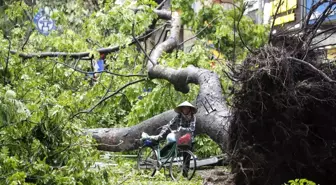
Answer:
[
  {"xmin": 86, "ymin": 10, "xmax": 230, "ymax": 152},
  {"xmin": 87, "ymin": 66, "xmax": 230, "ymax": 151}
]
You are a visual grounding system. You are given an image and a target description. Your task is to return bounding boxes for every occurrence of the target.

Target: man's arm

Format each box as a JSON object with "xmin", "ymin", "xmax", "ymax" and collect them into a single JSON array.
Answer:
[
  {"xmin": 157, "ymin": 115, "xmax": 179, "ymax": 138},
  {"xmin": 178, "ymin": 115, "xmax": 196, "ymax": 133},
  {"xmin": 143, "ymin": 115, "xmax": 180, "ymax": 140}
]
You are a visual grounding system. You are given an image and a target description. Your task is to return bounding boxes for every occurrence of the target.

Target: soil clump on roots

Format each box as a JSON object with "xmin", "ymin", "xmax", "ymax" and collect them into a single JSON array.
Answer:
[
  {"xmin": 229, "ymin": 44, "xmax": 336, "ymax": 185},
  {"xmin": 228, "ymin": 2, "xmax": 336, "ymax": 183}
]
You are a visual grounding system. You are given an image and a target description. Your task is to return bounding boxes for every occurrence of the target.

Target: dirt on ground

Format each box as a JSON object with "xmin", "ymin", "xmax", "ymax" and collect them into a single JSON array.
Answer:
[{"xmin": 197, "ymin": 167, "xmax": 235, "ymax": 185}]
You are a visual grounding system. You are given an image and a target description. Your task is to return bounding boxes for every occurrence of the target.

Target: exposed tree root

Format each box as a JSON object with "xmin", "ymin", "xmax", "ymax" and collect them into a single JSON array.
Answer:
[{"xmin": 229, "ymin": 12, "xmax": 336, "ymax": 185}]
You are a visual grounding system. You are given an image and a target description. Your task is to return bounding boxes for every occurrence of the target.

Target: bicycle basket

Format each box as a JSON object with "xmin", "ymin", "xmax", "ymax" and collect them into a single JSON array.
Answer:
[{"xmin": 177, "ymin": 133, "xmax": 192, "ymax": 146}]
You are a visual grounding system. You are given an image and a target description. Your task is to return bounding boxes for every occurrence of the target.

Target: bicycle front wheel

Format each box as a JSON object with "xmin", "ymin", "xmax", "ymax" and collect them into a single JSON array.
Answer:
[
  {"xmin": 137, "ymin": 146, "xmax": 158, "ymax": 177},
  {"xmin": 169, "ymin": 150, "xmax": 196, "ymax": 181}
]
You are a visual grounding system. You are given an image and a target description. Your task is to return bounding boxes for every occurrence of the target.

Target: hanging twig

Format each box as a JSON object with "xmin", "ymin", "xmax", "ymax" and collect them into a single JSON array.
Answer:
[
  {"xmin": 102, "ymin": 76, "xmax": 115, "ymax": 98},
  {"xmin": 269, "ymin": 0, "xmax": 284, "ymax": 44},
  {"xmin": 233, "ymin": 3, "xmax": 237, "ymax": 64},
  {"xmin": 4, "ymin": 36, "xmax": 11, "ymax": 85},
  {"xmin": 73, "ymin": 78, "xmax": 146, "ymax": 117},
  {"xmin": 149, "ymin": 23, "xmax": 167, "ymax": 57},
  {"xmin": 237, "ymin": 3, "xmax": 256, "ymax": 54},
  {"xmin": 131, "ymin": 21, "xmax": 156, "ymax": 66},
  {"xmin": 21, "ymin": 27, "xmax": 35, "ymax": 51},
  {"xmin": 177, "ymin": 16, "xmax": 220, "ymax": 47},
  {"xmin": 97, "ymin": 21, "xmax": 168, "ymax": 54}
]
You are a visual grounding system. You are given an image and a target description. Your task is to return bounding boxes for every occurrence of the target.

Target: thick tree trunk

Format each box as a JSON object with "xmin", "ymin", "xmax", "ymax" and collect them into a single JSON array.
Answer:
[
  {"xmin": 86, "ymin": 10, "xmax": 230, "ymax": 152},
  {"xmin": 88, "ymin": 108, "xmax": 229, "ymax": 151},
  {"xmin": 87, "ymin": 65, "xmax": 230, "ymax": 151}
]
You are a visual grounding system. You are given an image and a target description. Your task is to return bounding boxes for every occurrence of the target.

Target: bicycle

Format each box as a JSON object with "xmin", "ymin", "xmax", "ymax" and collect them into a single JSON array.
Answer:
[{"xmin": 136, "ymin": 130, "xmax": 197, "ymax": 181}]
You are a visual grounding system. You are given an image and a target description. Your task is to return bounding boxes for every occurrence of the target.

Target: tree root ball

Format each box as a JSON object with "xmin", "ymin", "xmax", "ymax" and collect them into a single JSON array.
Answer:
[{"xmin": 229, "ymin": 44, "xmax": 336, "ymax": 185}]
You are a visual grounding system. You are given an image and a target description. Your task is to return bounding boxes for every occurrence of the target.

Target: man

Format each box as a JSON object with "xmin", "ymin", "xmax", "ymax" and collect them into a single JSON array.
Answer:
[
  {"xmin": 143, "ymin": 101, "xmax": 197, "ymax": 177},
  {"xmin": 146, "ymin": 101, "xmax": 197, "ymax": 142}
]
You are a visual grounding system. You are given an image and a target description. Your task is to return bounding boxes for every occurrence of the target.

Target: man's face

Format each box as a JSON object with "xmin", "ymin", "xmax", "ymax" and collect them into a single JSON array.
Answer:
[{"xmin": 181, "ymin": 107, "xmax": 192, "ymax": 120}]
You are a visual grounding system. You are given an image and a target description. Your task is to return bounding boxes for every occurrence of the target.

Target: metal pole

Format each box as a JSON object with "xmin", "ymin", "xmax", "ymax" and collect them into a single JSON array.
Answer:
[{"xmin": 258, "ymin": 0, "xmax": 264, "ymax": 24}]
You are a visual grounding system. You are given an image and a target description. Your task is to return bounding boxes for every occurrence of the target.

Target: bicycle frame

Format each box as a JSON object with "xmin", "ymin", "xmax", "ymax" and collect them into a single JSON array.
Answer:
[{"xmin": 151, "ymin": 142, "xmax": 178, "ymax": 169}]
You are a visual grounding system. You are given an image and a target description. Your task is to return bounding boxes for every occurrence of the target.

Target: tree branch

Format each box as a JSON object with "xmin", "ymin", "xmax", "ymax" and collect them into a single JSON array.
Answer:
[
  {"xmin": 147, "ymin": 11, "xmax": 180, "ymax": 68},
  {"xmin": 50, "ymin": 59, "xmax": 147, "ymax": 77},
  {"xmin": 178, "ymin": 16, "xmax": 219, "ymax": 47},
  {"xmin": 237, "ymin": 3, "xmax": 256, "ymax": 54},
  {"xmin": 302, "ymin": 0, "xmax": 329, "ymax": 31},
  {"xmin": 97, "ymin": 21, "xmax": 168, "ymax": 54},
  {"xmin": 4, "ymin": 36, "xmax": 11, "ymax": 85},
  {"xmin": 84, "ymin": 9, "xmax": 231, "ymax": 152},
  {"xmin": 149, "ymin": 23, "xmax": 167, "ymax": 57},
  {"xmin": 10, "ymin": 10, "xmax": 173, "ymax": 59},
  {"xmin": 311, "ymin": 29, "xmax": 336, "ymax": 47},
  {"xmin": 153, "ymin": 9, "xmax": 172, "ymax": 20},
  {"xmin": 73, "ymin": 78, "xmax": 146, "ymax": 117},
  {"xmin": 10, "ymin": 50, "xmax": 90, "ymax": 59},
  {"xmin": 131, "ymin": 21, "xmax": 156, "ymax": 66},
  {"xmin": 21, "ymin": 27, "xmax": 34, "ymax": 51},
  {"xmin": 304, "ymin": 3, "xmax": 336, "ymax": 50},
  {"xmin": 156, "ymin": 0, "xmax": 169, "ymax": 10},
  {"xmin": 310, "ymin": 43, "xmax": 336, "ymax": 50},
  {"xmin": 269, "ymin": 0, "xmax": 284, "ymax": 44}
]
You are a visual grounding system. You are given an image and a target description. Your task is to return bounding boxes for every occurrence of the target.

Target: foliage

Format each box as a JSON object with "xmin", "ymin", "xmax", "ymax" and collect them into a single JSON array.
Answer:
[
  {"xmin": 126, "ymin": 80, "xmax": 199, "ymax": 126},
  {"xmin": 0, "ymin": 87, "xmax": 110, "ymax": 184},
  {"xmin": 284, "ymin": 179, "xmax": 316, "ymax": 185},
  {"xmin": 194, "ymin": 134, "xmax": 221, "ymax": 158},
  {"xmin": 0, "ymin": 0, "xmax": 158, "ymax": 184},
  {"xmin": 172, "ymin": 0, "xmax": 269, "ymax": 62},
  {"xmin": 98, "ymin": 154, "xmax": 203, "ymax": 184}
]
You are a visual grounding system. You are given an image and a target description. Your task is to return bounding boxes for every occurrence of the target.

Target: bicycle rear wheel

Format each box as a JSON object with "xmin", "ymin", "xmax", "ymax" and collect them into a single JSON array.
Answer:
[
  {"xmin": 137, "ymin": 146, "xmax": 158, "ymax": 177},
  {"xmin": 169, "ymin": 150, "xmax": 196, "ymax": 180}
]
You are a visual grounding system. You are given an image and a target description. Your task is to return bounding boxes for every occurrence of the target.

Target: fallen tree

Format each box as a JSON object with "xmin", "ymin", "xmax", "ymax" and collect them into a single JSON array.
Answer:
[
  {"xmin": 10, "ymin": 1, "xmax": 336, "ymax": 184},
  {"xmin": 86, "ymin": 11, "xmax": 231, "ymax": 152}
]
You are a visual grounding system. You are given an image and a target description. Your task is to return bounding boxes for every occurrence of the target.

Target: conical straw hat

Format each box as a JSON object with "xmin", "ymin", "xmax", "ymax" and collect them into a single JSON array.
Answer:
[{"xmin": 174, "ymin": 101, "xmax": 197, "ymax": 114}]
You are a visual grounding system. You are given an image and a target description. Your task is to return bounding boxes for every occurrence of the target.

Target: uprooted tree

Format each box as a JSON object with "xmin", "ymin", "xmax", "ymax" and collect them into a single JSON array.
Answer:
[{"xmin": 4, "ymin": 0, "xmax": 336, "ymax": 184}]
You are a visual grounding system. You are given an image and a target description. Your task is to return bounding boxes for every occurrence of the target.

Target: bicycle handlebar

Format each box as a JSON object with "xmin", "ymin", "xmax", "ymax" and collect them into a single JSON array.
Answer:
[{"xmin": 168, "ymin": 126, "xmax": 180, "ymax": 133}]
